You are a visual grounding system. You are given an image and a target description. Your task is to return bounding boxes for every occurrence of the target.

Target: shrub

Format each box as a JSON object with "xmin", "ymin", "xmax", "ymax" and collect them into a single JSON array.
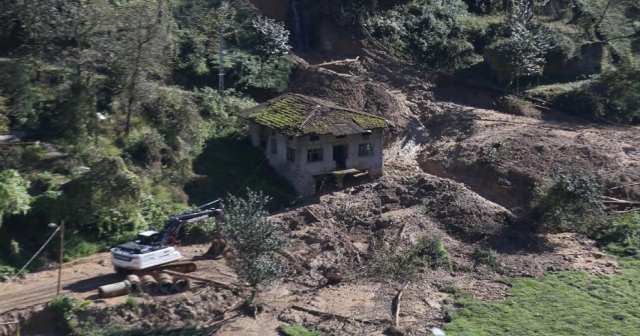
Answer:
[
  {"xmin": 443, "ymin": 305, "xmax": 455, "ymax": 323},
  {"xmin": 278, "ymin": 324, "xmax": 322, "ymax": 336},
  {"xmin": 553, "ymin": 64, "xmax": 640, "ymax": 124},
  {"xmin": 473, "ymin": 246, "xmax": 498, "ymax": 270},
  {"xmin": 372, "ymin": 235, "xmax": 453, "ymax": 280},
  {"xmin": 413, "ymin": 236, "xmax": 454, "ymax": 271},
  {"xmin": 533, "ymin": 168, "xmax": 605, "ymax": 234},
  {"xmin": 596, "ymin": 213, "xmax": 640, "ymax": 259},
  {"xmin": 365, "ymin": 0, "xmax": 474, "ymax": 69},
  {"xmin": 50, "ymin": 295, "xmax": 79, "ymax": 335}
]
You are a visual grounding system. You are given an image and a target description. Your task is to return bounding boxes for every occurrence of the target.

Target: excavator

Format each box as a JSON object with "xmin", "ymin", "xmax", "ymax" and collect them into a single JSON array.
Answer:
[{"xmin": 110, "ymin": 199, "xmax": 223, "ymax": 274}]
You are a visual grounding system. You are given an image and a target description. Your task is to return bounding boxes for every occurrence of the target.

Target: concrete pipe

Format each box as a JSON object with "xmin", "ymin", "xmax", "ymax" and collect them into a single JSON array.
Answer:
[
  {"xmin": 98, "ymin": 280, "xmax": 131, "ymax": 298},
  {"xmin": 126, "ymin": 274, "xmax": 141, "ymax": 293},
  {"xmin": 141, "ymin": 274, "xmax": 158, "ymax": 294},
  {"xmin": 157, "ymin": 273, "xmax": 173, "ymax": 295},
  {"xmin": 172, "ymin": 277, "xmax": 191, "ymax": 293}
]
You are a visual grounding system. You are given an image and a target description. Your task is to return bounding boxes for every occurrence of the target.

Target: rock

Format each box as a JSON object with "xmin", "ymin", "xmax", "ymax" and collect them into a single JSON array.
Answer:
[
  {"xmin": 381, "ymin": 194, "xmax": 400, "ymax": 204},
  {"xmin": 98, "ymin": 259, "xmax": 109, "ymax": 267}
]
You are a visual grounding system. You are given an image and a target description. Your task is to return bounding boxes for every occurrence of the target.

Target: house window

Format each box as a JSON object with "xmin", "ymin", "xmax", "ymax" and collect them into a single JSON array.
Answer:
[
  {"xmin": 335, "ymin": 135, "xmax": 346, "ymax": 139},
  {"xmin": 310, "ymin": 135, "xmax": 320, "ymax": 142},
  {"xmin": 362, "ymin": 132, "xmax": 371, "ymax": 140},
  {"xmin": 270, "ymin": 138, "xmax": 277, "ymax": 154},
  {"xmin": 259, "ymin": 125, "xmax": 267, "ymax": 149},
  {"xmin": 259, "ymin": 134, "xmax": 267, "ymax": 149},
  {"xmin": 358, "ymin": 142, "xmax": 374, "ymax": 157},
  {"xmin": 287, "ymin": 147, "xmax": 296, "ymax": 162},
  {"xmin": 307, "ymin": 147, "xmax": 323, "ymax": 162}
]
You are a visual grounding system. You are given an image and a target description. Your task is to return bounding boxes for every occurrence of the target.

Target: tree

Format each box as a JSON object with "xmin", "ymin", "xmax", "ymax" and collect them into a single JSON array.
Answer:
[
  {"xmin": 219, "ymin": 189, "xmax": 287, "ymax": 312},
  {"xmin": 251, "ymin": 16, "xmax": 291, "ymax": 73},
  {"xmin": 496, "ymin": 0, "xmax": 550, "ymax": 93},
  {"xmin": 110, "ymin": 0, "xmax": 176, "ymax": 137},
  {"xmin": 0, "ymin": 169, "xmax": 31, "ymax": 227}
]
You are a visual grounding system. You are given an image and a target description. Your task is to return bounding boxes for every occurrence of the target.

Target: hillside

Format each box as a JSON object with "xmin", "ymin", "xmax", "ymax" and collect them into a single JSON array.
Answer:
[{"xmin": 1, "ymin": 1, "xmax": 640, "ymax": 335}]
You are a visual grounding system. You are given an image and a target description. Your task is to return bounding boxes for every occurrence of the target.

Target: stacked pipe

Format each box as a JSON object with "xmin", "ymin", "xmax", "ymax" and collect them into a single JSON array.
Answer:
[
  {"xmin": 157, "ymin": 273, "xmax": 173, "ymax": 295},
  {"xmin": 141, "ymin": 275, "xmax": 157, "ymax": 294},
  {"xmin": 98, "ymin": 272, "xmax": 195, "ymax": 298},
  {"xmin": 98, "ymin": 280, "xmax": 131, "ymax": 298}
]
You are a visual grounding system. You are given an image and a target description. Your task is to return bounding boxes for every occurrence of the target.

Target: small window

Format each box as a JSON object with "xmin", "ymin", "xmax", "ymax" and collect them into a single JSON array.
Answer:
[
  {"xmin": 362, "ymin": 132, "xmax": 371, "ymax": 140},
  {"xmin": 270, "ymin": 138, "xmax": 277, "ymax": 154},
  {"xmin": 358, "ymin": 142, "xmax": 374, "ymax": 157},
  {"xmin": 287, "ymin": 147, "xmax": 296, "ymax": 162},
  {"xmin": 307, "ymin": 147, "xmax": 323, "ymax": 162},
  {"xmin": 259, "ymin": 134, "xmax": 267, "ymax": 149},
  {"xmin": 310, "ymin": 135, "xmax": 320, "ymax": 142},
  {"xmin": 335, "ymin": 135, "xmax": 346, "ymax": 139}
]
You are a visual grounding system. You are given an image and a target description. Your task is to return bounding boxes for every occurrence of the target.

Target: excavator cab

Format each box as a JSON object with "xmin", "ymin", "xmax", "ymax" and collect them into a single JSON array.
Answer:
[{"xmin": 134, "ymin": 231, "xmax": 161, "ymax": 246}]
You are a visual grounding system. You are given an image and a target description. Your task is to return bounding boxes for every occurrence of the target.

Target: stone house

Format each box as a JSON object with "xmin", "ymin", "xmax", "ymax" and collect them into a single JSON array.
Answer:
[{"xmin": 238, "ymin": 93, "xmax": 388, "ymax": 197}]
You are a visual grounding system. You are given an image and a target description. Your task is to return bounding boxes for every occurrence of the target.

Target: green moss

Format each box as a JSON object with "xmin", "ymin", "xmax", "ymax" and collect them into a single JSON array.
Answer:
[{"xmin": 248, "ymin": 94, "xmax": 387, "ymax": 136}]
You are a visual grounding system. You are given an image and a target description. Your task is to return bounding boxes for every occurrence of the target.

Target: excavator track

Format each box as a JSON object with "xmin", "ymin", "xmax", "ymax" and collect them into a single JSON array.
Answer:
[{"xmin": 133, "ymin": 261, "xmax": 197, "ymax": 277}]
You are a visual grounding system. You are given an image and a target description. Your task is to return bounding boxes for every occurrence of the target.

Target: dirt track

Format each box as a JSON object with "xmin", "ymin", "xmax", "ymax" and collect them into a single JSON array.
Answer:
[{"xmin": 0, "ymin": 245, "xmax": 235, "ymax": 318}]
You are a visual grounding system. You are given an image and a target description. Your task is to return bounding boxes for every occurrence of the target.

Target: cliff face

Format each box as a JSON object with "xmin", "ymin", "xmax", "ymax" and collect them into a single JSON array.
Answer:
[
  {"xmin": 248, "ymin": 0, "xmax": 289, "ymax": 22},
  {"xmin": 249, "ymin": 0, "xmax": 362, "ymax": 59}
]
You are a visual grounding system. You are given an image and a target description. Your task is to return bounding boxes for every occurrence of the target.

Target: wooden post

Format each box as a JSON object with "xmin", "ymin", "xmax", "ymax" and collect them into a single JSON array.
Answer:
[{"xmin": 57, "ymin": 220, "xmax": 64, "ymax": 295}]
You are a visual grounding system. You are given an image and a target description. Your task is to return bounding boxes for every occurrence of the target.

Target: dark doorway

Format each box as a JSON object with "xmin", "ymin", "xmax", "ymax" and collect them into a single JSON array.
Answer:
[{"xmin": 333, "ymin": 145, "xmax": 347, "ymax": 170}]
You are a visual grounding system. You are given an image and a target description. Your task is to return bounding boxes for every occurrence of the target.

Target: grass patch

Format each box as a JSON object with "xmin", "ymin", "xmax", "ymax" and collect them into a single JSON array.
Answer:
[
  {"xmin": 444, "ymin": 260, "xmax": 640, "ymax": 335},
  {"xmin": 278, "ymin": 324, "xmax": 322, "ymax": 336}
]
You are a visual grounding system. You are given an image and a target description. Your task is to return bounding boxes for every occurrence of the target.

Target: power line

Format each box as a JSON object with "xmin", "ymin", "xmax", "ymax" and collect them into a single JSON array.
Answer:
[{"xmin": 0, "ymin": 227, "xmax": 60, "ymax": 295}]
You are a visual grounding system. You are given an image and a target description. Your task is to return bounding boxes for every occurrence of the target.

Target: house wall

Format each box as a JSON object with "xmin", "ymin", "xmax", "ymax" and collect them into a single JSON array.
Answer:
[
  {"xmin": 295, "ymin": 129, "xmax": 384, "ymax": 177},
  {"xmin": 246, "ymin": 121, "xmax": 384, "ymax": 197}
]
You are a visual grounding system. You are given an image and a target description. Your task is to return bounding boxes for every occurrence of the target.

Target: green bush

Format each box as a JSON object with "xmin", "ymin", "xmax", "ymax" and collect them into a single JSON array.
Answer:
[
  {"xmin": 50, "ymin": 295, "xmax": 79, "ymax": 335},
  {"xmin": 372, "ymin": 235, "xmax": 453, "ymax": 280},
  {"xmin": 533, "ymin": 168, "xmax": 606, "ymax": 234},
  {"xmin": 553, "ymin": 64, "xmax": 640, "ymax": 123},
  {"xmin": 278, "ymin": 324, "xmax": 322, "ymax": 336},
  {"xmin": 365, "ymin": 0, "xmax": 474, "ymax": 69},
  {"xmin": 473, "ymin": 246, "xmax": 498, "ymax": 269},
  {"xmin": 596, "ymin": 213, "xmax": 640, "ymax": 259},
  {"xmin": 443, "ymin": 305, "xmax": 455, "ymax": 323}
]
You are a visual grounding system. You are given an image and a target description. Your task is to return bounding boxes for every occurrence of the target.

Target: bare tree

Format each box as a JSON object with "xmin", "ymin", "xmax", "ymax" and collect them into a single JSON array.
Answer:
[{"xmin": 110, "ymin": 0, "xmax": 176, "ymax": 137}]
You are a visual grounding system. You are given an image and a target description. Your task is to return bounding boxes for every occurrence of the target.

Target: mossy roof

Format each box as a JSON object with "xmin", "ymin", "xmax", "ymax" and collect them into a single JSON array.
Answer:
[{"xmin": 238, "ymin": 93, "xmax": 388, "ymax": 136}]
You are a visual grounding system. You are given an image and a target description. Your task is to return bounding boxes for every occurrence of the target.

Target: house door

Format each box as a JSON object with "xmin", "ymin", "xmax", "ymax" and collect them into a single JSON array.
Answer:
[{"xmin": 333, "ymin": 145, "xmax": 347, "ymax": 170}]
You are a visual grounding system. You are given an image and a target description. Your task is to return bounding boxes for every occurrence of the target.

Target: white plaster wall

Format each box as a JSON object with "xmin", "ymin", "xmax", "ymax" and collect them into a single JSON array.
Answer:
[
  {"xmin": 245, "ymin": 121, "xmax": 384, "ymax": 196},
  {"xmin": 296, "ymin": 129, "xmax": 383, "ymax": 176}
]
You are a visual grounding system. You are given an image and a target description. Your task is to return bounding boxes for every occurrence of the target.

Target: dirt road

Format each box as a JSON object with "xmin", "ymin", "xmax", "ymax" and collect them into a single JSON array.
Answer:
[{"xmin": 0, "ymin": 245, "xmax": 234, "ymax": 316}]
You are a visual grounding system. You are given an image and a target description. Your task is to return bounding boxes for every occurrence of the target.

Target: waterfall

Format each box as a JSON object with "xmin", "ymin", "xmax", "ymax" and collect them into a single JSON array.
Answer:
[{"xmin": 289, "ymin": 0, "xmax": 310, "ymax": 50}]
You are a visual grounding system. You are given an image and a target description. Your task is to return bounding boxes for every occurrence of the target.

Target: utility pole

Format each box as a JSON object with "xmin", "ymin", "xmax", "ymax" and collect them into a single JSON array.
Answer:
[
  {"xmin": 57, "ymin": 220, "xmax": 64, "ymax": 295},
  {"xmin": 218, "ymin": 21, "xmax": 225, "ymax": 107}
]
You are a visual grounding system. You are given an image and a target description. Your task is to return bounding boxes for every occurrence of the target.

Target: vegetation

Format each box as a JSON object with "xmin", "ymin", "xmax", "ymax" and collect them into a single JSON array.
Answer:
[
  {"xmin": 219, "ymin": 189, "xmax": 288, "ymax": 309},
  {"xmin": 472, "ymin": 246, "xmax": 499, "ymax": 270},
  {"xmin": 552, "ymin": 64, "xmax": 640, "ymax": 123},
  {"xmin": 278, "ymin": 324, "xmax": 322, "ymax": 336},
  {"xmin": 88, "ymin": 325, "xmax": 204, "ymax": 336},
  {"xmin": 50, "ymin": 295, "xmax": 80, "ymax": 335},
  {"xmin": 0, "ymin": 0, "xmax": 296, "ymax": 272},
  {"xmin": 443, "ymin": 260, "xmax": 640, "ymax": 335},
  {"xmin": 597, "ymin": 213, "xmax": 640, "ymax": 259},
  {"xmin": 372, "ymin": 235, "xmax": 453, "ymax": 280},
  {"xmin": 533, "ymin": 168, "xmax": 606, "ymax": 234}
]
